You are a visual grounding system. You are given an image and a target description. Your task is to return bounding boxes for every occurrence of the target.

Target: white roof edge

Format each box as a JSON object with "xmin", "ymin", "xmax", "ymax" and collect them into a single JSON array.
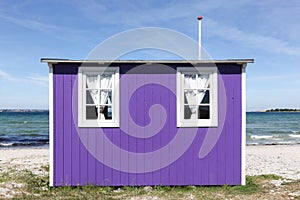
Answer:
[{"xmin": 41, "ymin": 58, "xmax": 254, "ymax": 65}]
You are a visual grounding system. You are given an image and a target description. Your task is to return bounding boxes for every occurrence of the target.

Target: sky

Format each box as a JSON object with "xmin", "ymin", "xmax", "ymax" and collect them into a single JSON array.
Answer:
[{"xmin": 0, "ymin": 0, "xmax": 299, "ymax": 111}]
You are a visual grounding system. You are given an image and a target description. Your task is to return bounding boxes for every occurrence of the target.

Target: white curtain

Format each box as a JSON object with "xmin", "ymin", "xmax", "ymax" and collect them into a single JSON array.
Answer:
[
  {"xmin": 197, "ymin": 74, "xmax": 209, "ymax": 103},
  {"xmin": 99, "ymin": 74, "xmax": 112, "ymax": 104},
  {"xmin": 184, "ymin": 74, "xmax": 209, "ymax": 119},
  {"xmin": 86, "ymin": 75, "xmax": 99, "ymax": 104},
  {"xmin": 99, "ymin": 75, "xmax": 112, "ymax": 119},
  {"xmin": 86, "ymin": 74, "xmax": 112, "ymax": 119}
]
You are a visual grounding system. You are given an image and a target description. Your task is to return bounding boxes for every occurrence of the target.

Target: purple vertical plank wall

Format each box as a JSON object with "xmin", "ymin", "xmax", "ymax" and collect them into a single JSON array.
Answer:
[
  {"xmin": 52, "ymin": 63, "xmax": 243, "ymax": 186},
  {"xmin": 119, "ymin": 65, "xmax": 129, "ymax": 185},
  {"xmin": 71, "ymin": 75, "xmax": 80, "ymax": 185}
]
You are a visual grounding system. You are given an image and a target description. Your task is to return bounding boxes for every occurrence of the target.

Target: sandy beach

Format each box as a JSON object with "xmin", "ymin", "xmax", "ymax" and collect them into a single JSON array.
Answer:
[
  {"xmin": 1, "ymin": 145, "xmax": 300, "ymax": 199},
  {"xmin": 0, "ymin": 147, "xmax": 49, "ymax": 176},
  {"xmin": 246, "ymin": 145, "xmax": 300, "ymax": 180},
  {"xmin": 1, "ymin": 145, "xmax": 300, "ymax": 180}
]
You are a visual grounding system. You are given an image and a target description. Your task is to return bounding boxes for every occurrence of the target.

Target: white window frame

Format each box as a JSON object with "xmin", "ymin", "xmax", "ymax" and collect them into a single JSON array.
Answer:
[
  {"xmin": 176, "ymin": 67, "xmax": 218, "ymax": 127},
  {"xmin": 78, "ymin": 67, "xmax": 119, "ymax": 127}
]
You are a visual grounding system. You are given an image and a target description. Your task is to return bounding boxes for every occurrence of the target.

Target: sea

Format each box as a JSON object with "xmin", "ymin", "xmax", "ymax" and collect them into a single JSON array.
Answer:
[
  {"xmin": 247, "ymin": 112, "xmax": 300, "ymax": 145},
  {"xmin": 0, "ymin": 111, "xmax": 299, "ymax": 148},
  {"xmin": 0, "ymin": 111, "xmax": 49, "ymax": 148}
]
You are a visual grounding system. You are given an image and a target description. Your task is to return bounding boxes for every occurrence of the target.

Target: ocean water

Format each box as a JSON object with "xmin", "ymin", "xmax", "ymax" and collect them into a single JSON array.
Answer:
[
  {"xmin": 247, "ymin": 112, "xmax": 300, "ymax": 145},
  {"xmin": 0, "ymin": 111, "xmax": 299, "ymax": 147},
  {"xmin": 0, "ymin": 112, "xmax": 49, "ymax": 147}
]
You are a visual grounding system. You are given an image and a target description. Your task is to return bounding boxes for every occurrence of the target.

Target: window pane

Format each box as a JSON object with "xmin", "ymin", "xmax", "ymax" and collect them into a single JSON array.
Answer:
[
  {"xmin": 184, "ymin": 105, "xmax": 197, "ymax": 119},
  {"xmin": 86, "ymin": 106, "xmax": 98, "ymax": 119},
  {"xmin": 184, "ymin": 90, "xmax": 197, "ymax": 104},
  {"xmin": 198, "ymin": 90, "xmax": 209, "ymax": 104},
  {"xmin": 198, "ymin": 106, "xmax": 210, "ymax": 119},
  {"xmin": 197, "ymin": 74, "xmax": 210, "ymax": 88},
  {"xmin": 184, "ymin": 74, "xmax": 197, "ymax": 89},
  {"xmin": 100, "ymin": 90, "xmax": 112, "ymax": 104},
  {"xmin": 100, "ymin": 106, "xmax": 112, "ymax": 120},
  {"xmin": 100, "ymin": 74, "xmax": 112, "ymax": 88},
  {"xmin": 184, "ymin": 90, "xmax": 190, "ymax": 104},
  {"xmin": 86, "ymin": 90, "xmax": 99, "ymax": 104},
  {"xmin": 86, "ymin": 75, "xmax": 98, "ymax": 89}
]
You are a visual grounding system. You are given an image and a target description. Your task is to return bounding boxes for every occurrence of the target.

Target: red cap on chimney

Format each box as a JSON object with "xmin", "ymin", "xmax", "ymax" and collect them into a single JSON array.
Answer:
[{"xmin": 197, "ymin": 16, "xmax": 203, "ymax": 20}]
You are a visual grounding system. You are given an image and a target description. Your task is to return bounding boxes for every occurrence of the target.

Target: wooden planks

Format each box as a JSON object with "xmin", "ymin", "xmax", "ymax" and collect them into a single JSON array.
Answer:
[{"xmin": 53, "ymin": 63, "xmax": 243, "ymax": 186}]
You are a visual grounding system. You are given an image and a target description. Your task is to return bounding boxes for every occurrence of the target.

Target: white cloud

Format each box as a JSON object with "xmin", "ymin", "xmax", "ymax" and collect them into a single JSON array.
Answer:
[
  {"xmin": 26, "ymin": 74, "xmax": 49, "ymax": 86},
  {"xmin": 70, "ymin": 0, "xmax": 300, "ymax": 57},
  {"xmin": 0, "ymin": 69, "xmax": 20, "ymax": 82},
  {"xmin": 206, "ymin": 19, "xmax": 300, "ymax": 57},
  {"xmin": 0, "ymin": 14, "xmax": 57, "ymax": 33},
  {"xmin": 0, "ymin": 13, "xmax": 93, "ymax": 42},
  {"xmin": 247, "ymin": 73, "xmax": 300, "ymax": 81},
  {"xmin": 2, "ymin": 0, "xmax": 299, "ymax": 57},
  {"xmin": 70, "ymin": 0, "xmax": 219, "ymax": 26},
  {"xmin": 0, "ymin": 69, "xmax": 48, "ymax": 86}
]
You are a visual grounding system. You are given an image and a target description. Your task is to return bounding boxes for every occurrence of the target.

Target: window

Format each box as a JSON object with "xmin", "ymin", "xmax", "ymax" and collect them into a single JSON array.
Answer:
[
  {"xmin": 78, "ymin": 67, "xmax": 119, "ymax": 127},
  {"xmin": 176, "ymin": 67, "xmax": 218, "ymax": 127}
]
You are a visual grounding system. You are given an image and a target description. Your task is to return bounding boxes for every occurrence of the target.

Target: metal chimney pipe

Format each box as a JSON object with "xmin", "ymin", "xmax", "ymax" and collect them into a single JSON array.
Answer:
[{"xmin": 197, "ymin": 16, "xmax": 203, "ymax": 60}]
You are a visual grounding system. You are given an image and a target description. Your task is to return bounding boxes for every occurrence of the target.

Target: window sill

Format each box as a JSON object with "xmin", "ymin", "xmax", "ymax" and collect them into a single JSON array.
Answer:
[
  {"xmin": 78, "ymin": 120, "xmax": 119, "ymax": 128},
  {"xmin": 177, "ymin": 120, "xmax": 218, "ymax": 128}
]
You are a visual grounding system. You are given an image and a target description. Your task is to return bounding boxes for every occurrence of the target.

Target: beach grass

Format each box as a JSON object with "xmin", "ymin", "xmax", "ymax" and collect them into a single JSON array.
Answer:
[{"xmin": 1, "ymin": 166, "xmax": 300, "ymax": 199}]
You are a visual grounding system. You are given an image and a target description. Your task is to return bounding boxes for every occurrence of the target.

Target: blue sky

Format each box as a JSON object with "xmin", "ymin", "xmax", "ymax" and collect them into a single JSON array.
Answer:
[{"xmin": 0, "ymin": 0, "xmax": 299, "ymax": 111}]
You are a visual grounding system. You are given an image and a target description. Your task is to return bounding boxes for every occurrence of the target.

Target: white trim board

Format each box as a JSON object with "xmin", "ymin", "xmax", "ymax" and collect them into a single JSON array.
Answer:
[
  {"xmin": 48, "ymin": 64, "xmax": 54, "ymax": 187},
  {"xmin": 241, "ymin": 64, "xmax": 246, "ymax": 185}
]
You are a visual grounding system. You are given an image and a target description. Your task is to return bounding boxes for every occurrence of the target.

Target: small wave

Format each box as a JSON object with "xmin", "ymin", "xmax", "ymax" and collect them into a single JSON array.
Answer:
[
  {"xmin": 250, "ymin": 135, "xmax": 273, "ymax": 139},
  {"xmin": 291, "ymin": 131, "xmax": 300, "ymax": 134},
  {"xmin": 276, "ymin": 141, "xmax": 296, "ymax": 145},
  {"xmin": 0, "ymin": 141, "xmax": 48, "ymax": 147},
  {"xmin": 270, "ymin": 138, "xmax": 281, "ymax": 141},
  {"xmin": 20, "ymin": 133, "xmax": 46, "ymax": 137},
  {"xmin": 0, "ymin": 143, "xmax": 14, "ymax": 146},
  {"xmin": 289, "ymin": 134, "xmax": 300, "ymax": 138},
  {"xmin": 270, "ymin": 130, "xmax": 291, "ymax": 134},
  {"xmin": 247, "ymin": 141, "xmax": 300, "ymax": 146},
  {"xmin": 246, "ymin": 142, "xmax": 260, "ymax": 146}
]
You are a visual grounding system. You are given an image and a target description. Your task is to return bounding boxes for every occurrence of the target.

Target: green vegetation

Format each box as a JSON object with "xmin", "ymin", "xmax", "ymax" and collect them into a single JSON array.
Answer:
[
  {"xmin": 257, "ymin": 174, "xmax": 281, "ymax": 180},
  {"xmin": 0, "ymin": 167, "xmax": 300, "ymax": 199},
  {"xmin": 266, "ymin": 108, "xmax": 300, "ymax": 112}
]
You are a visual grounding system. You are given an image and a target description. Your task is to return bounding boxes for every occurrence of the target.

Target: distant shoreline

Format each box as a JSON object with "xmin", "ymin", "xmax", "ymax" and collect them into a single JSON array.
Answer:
[
  {"xmin": 1, "ymin": 109, "xmax": 300, "ymax": 113},
  {"xmin": 265, "ymin": 109, "xmax": 300, "ymax": 113},
  {"xmin": 0, "ymin": 109, "xmax": 48, "ymax": 113},
  {"xmin": 248, "ymin": 109, "xmax": 300, "ymax": 113}
]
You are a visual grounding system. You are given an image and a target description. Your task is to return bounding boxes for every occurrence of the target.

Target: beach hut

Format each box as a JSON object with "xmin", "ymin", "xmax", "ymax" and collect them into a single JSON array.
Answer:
[{"xmin": 42, "ymin": 18, "xmax": 253, "ymax": 186}]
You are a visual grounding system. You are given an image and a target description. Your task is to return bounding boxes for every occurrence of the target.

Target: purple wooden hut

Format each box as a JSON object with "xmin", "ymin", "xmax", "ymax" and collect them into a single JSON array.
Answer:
[{"xmin": 43, "ymin": 58, "xmax": 253, "ymax": 186}]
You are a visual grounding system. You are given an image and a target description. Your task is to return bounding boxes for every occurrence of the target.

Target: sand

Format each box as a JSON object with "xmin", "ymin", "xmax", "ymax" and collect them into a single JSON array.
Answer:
[
  {"xmin": 1, "ymin": 145, "xmax": 300, "ymax": 198},
  {"xmin": 246, "ymin": 145, "xmax": 300, "ymax": 180},
  {"xmin": 1, "ymin": 145, "xmax": 300, "ymax": 179},
  {"xmin": 0, "ymin": 147, "xmax": 49, "ymax": 176},
  {"xmin": 1, "ymin": 145, "xmax": 300, "ymax": 199}
]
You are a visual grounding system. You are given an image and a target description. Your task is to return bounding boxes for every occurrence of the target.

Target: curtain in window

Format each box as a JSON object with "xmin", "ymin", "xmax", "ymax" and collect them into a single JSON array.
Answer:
[
  {"xmin": 86, "ymin": 75, "xmax": 99, "ymax": 104},
  {"xmin": 197, "ymin": 74, "xmax": 209, "ymax": 102},
  {"xmin": 184, "ymin": 74, "xmax": 209, "ymax": 119},
  {"xmin": 99, "ymin": 74, "xmax": 112, "ymax": 104},
  {"xmin": 86, "ymin": 75, "xmax": 112, "ymax": 119}
]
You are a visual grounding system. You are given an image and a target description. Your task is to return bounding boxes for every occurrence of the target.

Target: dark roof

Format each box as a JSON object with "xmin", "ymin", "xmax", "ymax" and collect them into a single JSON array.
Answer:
[
  {"xmin": 41, "ymin": 58, "xmax": 254, "ymax": 64},
  {"xmin": 41, "ymin": 58, "xmax": 254, "ymax": 65}
]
